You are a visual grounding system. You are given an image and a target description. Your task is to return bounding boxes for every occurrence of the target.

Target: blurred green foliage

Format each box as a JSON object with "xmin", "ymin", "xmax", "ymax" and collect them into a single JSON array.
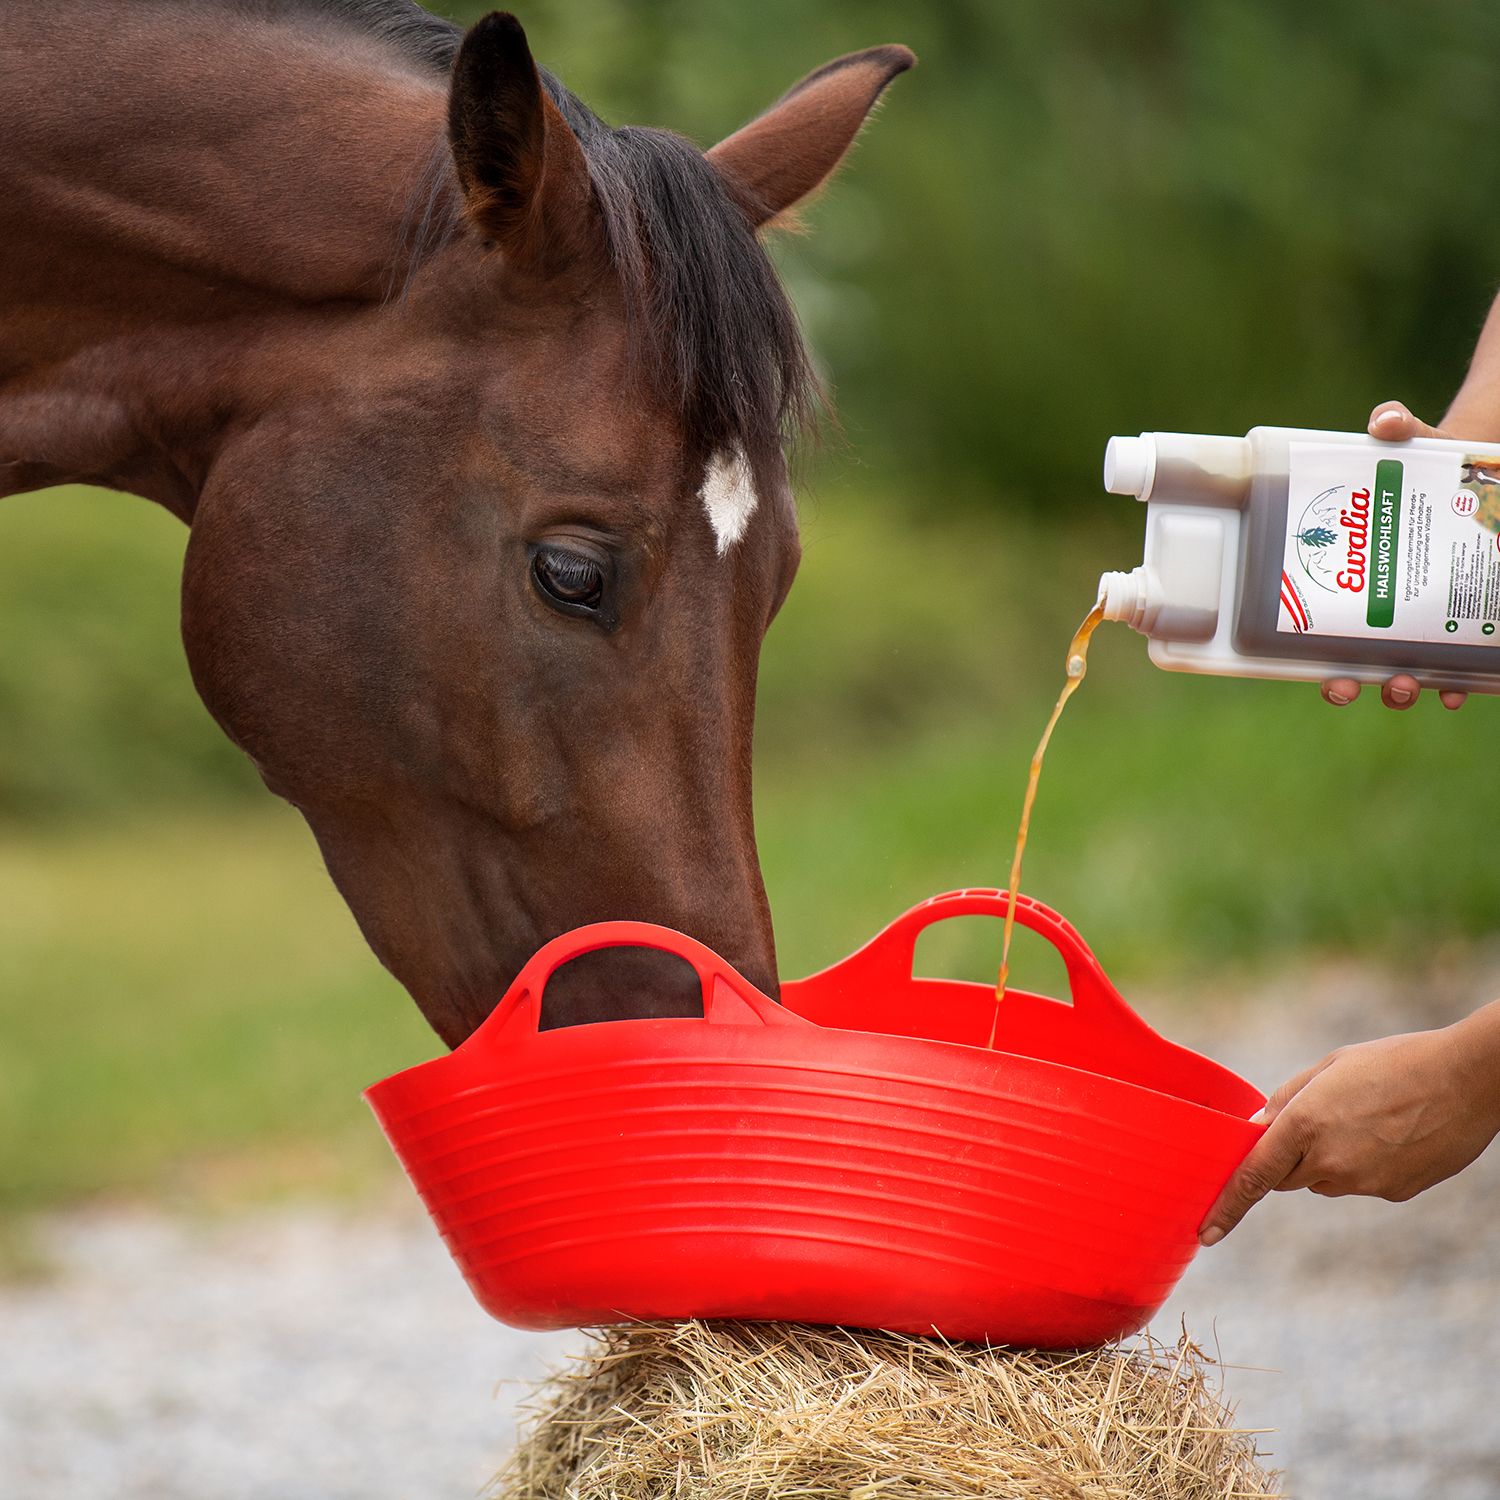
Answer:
[
  {"xmin": 0, "ymin": 500, "xmax": 254, "ymax": 821},
  {"xmin": 441, "ymin": 0, "xmax": 1500, "ymax": 497},
  {"xmin": 5, "ymin": 2, "xmax": 1500, "ymax": 1213}
]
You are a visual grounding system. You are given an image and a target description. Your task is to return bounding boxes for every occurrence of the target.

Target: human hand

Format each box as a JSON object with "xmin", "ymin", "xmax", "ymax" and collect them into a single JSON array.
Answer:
[
  {"xmin": 1321, "ymin": 400, "xmax": 1468, "ymax": 711},
  {"xmin": 1199, "ymin": 1009, "xmax": 1500, "ymax": 1245}
]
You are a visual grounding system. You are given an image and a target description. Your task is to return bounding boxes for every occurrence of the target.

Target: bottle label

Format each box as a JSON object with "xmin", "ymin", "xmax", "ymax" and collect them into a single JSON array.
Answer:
[{"xmin": 1278, "ymin": 441, "xmax": 1500, "ymax": 643}]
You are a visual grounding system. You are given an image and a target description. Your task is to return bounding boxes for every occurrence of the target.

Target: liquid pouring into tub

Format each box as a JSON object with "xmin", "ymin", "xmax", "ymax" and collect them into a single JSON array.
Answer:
[
  {"xmin": 991, "ymin": 423, "xmax": 1500, "ymax": 1038},
  {"xmin": 990, "ymin": 600, "xmax": 1105, "ymax": 1039}
]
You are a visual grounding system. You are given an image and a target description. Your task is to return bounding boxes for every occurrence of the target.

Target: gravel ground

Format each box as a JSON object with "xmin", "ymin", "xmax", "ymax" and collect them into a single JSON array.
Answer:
[
  {"xmin": 1159, "ymin": 959, "xmax": 1500, "ymax": 1500},
  {"xmin": 4, "ymin": 961, "xmax": 1500, "ymax": 1500}
]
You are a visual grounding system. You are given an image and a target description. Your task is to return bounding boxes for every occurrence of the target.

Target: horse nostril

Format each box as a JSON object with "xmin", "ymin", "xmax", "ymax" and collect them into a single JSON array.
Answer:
[{"xmin": 539, "ymin": 945, "xmax": 703, "ymax": 1031}]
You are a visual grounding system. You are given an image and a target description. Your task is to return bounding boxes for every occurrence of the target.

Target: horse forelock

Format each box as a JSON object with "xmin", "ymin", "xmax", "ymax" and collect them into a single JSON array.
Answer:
[
  {"xmin": 397, "ymin": 69, "xmax": 818, "ymax": 488},
  {"xmin": 540, "ymin": 77, "xmax": 819, "ymax": 477}
]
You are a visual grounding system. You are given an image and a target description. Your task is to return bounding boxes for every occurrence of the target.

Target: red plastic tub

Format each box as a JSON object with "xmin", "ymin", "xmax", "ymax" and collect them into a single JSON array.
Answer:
[{"xmin": 365, "ymin": 890, "xmax": 1264, "ymax": 1348}]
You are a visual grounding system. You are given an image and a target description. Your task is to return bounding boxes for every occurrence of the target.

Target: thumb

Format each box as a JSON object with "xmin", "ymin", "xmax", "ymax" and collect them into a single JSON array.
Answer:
[
  {"xmin": 1199, "ymin": 1110, "xmax": 1309, "ymax": 1246},
  {"xmin": 1258, "ymin": 1054, "xmax": 1334, "ymax": 1125},
  {"xmin": 1368, "ymin": 401, "xmax": 1445, "ymax": 442}
]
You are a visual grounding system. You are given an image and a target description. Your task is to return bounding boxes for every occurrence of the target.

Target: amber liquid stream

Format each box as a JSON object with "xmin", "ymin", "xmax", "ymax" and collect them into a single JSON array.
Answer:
[{"xmin": 987, "ymin": 600, "xmax": 1107, "ymax": 1048}]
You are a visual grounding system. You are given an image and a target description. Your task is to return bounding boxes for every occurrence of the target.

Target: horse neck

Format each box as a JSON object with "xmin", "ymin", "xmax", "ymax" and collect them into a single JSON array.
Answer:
[{"xmin": 0, "ymin": 1, "xmax": 449, "ymax": 518}]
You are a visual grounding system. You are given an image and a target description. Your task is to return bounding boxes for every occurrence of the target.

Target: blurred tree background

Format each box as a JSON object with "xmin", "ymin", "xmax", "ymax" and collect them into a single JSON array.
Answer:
[
  {"xmin": 505, "ymin": 0, "xmax": 1500, "ymax": 496},
  {"xmin": 4, "ymin": 0, "xmax": 1500, "ymax": 1217}
]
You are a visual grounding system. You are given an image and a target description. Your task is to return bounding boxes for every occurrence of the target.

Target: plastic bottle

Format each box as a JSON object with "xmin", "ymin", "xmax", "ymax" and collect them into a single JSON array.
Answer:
[{"xmin": 1097, "ymin": 426, "xmax": 1500, "ymax": 694}]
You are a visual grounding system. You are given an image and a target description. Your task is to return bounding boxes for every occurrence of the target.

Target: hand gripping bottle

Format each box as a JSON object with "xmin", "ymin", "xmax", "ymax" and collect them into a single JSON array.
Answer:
[{"xmin": 1098, "ymin": 427, "xmax": 1500, "ymax": 694}]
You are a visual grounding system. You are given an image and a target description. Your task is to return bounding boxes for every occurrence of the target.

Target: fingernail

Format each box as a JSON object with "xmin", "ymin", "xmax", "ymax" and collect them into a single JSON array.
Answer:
[
  {"xmin": 1326, "ymin": 691, "xmax": 1351, "ymax": 705},
  {"xmin": 1389, "ymin": 688, "xmax": 1413, "ymax": 705},
  {"xmin": 1199, "ymin": 1226, "xmax": 1225, "ymax": 1247}
]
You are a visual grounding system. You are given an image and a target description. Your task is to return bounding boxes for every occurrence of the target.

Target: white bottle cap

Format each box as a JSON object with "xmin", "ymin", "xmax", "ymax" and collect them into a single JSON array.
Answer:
[{"xmin": 1103, "ymin": 435, "xmax": 1156, "ymax": 499}]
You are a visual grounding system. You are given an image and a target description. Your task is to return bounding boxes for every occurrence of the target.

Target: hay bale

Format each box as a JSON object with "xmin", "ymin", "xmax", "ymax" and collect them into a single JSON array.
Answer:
[{"xmin": 492, "ymin": 1321, "xmax": 1280, "ymax": 1500}]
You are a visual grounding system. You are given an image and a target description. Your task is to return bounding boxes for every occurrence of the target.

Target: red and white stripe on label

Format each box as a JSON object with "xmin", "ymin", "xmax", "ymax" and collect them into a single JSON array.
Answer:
[{"xmin": 1280, "ymin": 571, "xmax": 1308, "ymax": 634}]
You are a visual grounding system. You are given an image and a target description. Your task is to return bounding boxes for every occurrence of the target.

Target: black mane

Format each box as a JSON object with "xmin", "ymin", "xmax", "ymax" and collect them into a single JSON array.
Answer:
[
  {"xmin": 541, "ymin": 78, "xmax": 817, "ymax": 465},
  {"xmin": 242, "ymin": 0, "xmax": 817, "ymax": 460}
]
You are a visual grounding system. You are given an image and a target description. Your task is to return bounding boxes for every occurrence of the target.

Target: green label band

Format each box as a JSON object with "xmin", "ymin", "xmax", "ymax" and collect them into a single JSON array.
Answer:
[{"xmin": 1367, "ymin": 459, "xmax": 1401, "ymax": 629}]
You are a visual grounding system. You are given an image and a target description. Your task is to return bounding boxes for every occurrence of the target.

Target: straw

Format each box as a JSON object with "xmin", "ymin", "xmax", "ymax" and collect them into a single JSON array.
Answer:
[{"xmin": 491, "ymin": 1320, "xmax": 1281, "ymax": 1499}]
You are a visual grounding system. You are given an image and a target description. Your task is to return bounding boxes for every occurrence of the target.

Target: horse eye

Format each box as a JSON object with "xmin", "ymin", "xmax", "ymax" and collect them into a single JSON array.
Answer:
[{"xmin": 531, "ymin": 545, "xmax": 606, "ymax": 612}]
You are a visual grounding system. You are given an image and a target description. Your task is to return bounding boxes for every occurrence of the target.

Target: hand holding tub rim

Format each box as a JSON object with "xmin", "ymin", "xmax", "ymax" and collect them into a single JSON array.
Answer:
[{"xmin": 1199, "ymin": 998, "xmax": 1500, "ymax": 1244}]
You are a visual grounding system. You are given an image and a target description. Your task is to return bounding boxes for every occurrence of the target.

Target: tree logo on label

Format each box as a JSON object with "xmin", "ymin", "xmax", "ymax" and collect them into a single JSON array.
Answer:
[{"xmin": 1294, "ymin": 486, "xmax": 1364, "ymax": 594}]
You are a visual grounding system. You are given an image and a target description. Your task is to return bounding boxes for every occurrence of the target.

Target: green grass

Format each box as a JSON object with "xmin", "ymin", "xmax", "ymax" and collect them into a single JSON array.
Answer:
[
  {"xmin": 0, "ymin": 808, "xmax": 431, "ymax": 1217},
  {"xmin": 1, "ymin": 483, "xmax": 1495, "ymax": 1220}
]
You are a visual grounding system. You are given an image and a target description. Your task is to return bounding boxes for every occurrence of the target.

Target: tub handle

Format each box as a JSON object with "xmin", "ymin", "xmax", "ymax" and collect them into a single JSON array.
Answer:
[
  {"xmin": 831, "ymin": 889, "xmax": 1144, "ymax": 1031},
  {"xmin": 477, "ymin": 920, "xmax": 801, "ymax": 1040}
]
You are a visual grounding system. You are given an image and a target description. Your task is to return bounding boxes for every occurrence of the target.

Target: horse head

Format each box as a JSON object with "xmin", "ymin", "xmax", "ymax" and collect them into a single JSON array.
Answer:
[{"xmin": 174, "ymin": 12, "xmax": 913, "ymax": 1041}]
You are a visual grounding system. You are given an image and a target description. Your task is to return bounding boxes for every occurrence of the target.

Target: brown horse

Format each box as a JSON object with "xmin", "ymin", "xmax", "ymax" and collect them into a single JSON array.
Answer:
[{"xmin": 1, "ymin": 3, "xmax": 912, "ymax": 1044}]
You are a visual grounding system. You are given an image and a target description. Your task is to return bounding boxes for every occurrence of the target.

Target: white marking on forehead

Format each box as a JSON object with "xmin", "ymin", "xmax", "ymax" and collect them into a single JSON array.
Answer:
[{"xmin": 700, "ymin": 450, "xmax": 758, "ymax": 555}]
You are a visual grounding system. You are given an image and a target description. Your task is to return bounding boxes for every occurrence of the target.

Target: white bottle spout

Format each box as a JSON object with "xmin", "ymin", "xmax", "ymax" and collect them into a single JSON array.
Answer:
[
  {"xmin": 1099, "ymin": 509, "xmax": 1224, "ymax": 644},
  {"xmin": 1098, "ymin": 567, "xmax": 1155, "ymax": 632}
]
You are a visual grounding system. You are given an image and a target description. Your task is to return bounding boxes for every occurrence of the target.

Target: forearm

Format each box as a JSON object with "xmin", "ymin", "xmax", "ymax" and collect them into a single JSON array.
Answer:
[
  {"xmin": 1443, "ymin": 291, "xmax": 1500, "ymax": 439},
  {"xmin": 1444, "ymin": 996, "xmax": 1500, "ymax": 1134}
]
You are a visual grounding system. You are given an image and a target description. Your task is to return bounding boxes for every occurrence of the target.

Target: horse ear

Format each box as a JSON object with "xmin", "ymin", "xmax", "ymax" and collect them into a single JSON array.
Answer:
[
  {"xmin": 447, "ymin": 12, "xmax": 601, "ymax": 277},
  {"xmin": 707, "ymin": 46, "xmax": 915, "ymax": 227}
]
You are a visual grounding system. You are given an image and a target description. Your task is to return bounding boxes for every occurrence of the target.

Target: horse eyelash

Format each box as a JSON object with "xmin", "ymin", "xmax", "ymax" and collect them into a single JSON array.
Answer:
[{"xmin": 540, "ymin": 550, "xmax": 602, "ymax": 585}]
